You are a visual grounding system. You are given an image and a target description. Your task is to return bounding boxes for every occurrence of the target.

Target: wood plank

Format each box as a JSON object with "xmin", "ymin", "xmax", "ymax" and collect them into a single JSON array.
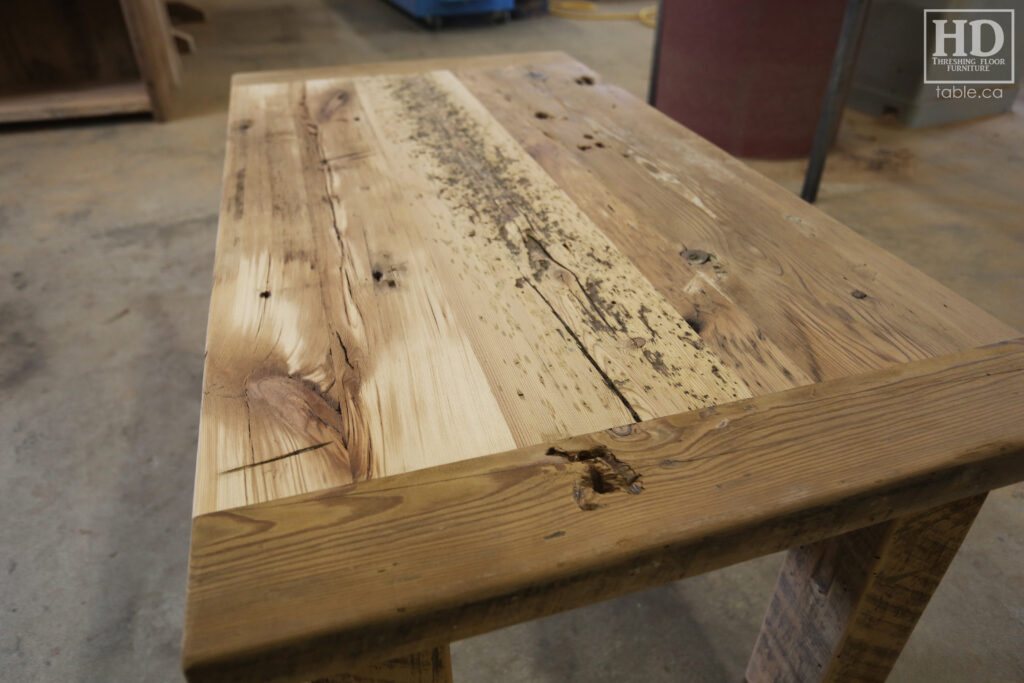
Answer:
[
  {"xmin": 346, "ymin": 70, "xmax": 747, "ymax": 419},
  {"xmin": 119, "ymin": 0, "xmax": 181, "ymax": 119},
  {"xmin": 456, "ymin": 62, "xmax": 1018, "ymax": 383},
  {"xmin": 458, "ymin": 66, "xmax": 813, "ymax": 396},
  {"xmin": 194, "ymin": 69, "xmax": 749, "ymax": 514},
  {"xmin": 194, "ymin": 82, "xmax": 515, "ymax": 513},
  {"xmin": 746, "ymin": 494, "xmax": 986, "ymax": 683},
  {"xmin": 182, "ymin": 339, "xmax": 1024, "ymax": 683},
  {"xmin": 0, "ymin": 81, "xmax": 150, "ymax": 124},
  {"xmin": 446, "ymin": 60, "xmax": 1018, "ymax": 678}
]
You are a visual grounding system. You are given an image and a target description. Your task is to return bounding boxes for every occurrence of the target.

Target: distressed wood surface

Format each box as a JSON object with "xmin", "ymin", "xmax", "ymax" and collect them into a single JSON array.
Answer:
[
  {"xmin": 195, "ymin": 62, "xmax": 753, "ymax": 515},
  {"xmin": 194, "ymin": 54, "xmax": 1017, "ymax": 517},
  {"xmin": 189, "ymin": 54, "xmax": 1022, "ymax": 683},
  {"xmin": 183, "ymin": 339, "xmax": 1024, "ymax": 682},
  {"xmin": 746, "ymin": 494, "xmax": 987, "ymax": 683}
]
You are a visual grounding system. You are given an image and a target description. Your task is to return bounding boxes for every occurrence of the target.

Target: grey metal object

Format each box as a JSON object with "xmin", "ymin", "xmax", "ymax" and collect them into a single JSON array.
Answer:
[
  {"xmin": 849, "ymin": 0, "xmax": 1022, "ymax": 128},
  {"xmin": 801, "ymin": 0, "xmax": 873, "ymax": 203}
]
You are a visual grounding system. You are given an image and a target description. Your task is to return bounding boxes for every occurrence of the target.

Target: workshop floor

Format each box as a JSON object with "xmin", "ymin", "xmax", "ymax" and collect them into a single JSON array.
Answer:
[{"xmin": 1, "ymin": 1, "xmax": 1021, "ymax": 681}]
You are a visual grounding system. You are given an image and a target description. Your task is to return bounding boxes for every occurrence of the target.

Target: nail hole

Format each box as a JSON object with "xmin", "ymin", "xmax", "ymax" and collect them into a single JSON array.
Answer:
[
  {"xmin": 259, "ymin": 290, "xmax": 271, "ymax": 298},
  {"xmin": 681, "ymin": 248, "xmax": 711, "ymax": 265},
  {"xmin": 372, "ymin": 270, "xmax": 383, "ymax": 281}
]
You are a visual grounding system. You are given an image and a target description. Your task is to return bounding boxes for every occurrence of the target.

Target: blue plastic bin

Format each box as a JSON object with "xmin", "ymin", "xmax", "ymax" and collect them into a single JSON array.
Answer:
[{"xmin": 385, "ymin": 0, "xmax": 514, "ymax": 26}]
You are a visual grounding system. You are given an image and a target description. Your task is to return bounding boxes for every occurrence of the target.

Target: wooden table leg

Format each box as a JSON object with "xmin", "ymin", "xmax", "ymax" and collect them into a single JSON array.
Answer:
[
  {"xmin": 746, "ymin": 494, "xmax": 986, "ymax": 683},
  {"xmin": 314, "ymin": 645, "xmax": 453, "ymax": 683}
]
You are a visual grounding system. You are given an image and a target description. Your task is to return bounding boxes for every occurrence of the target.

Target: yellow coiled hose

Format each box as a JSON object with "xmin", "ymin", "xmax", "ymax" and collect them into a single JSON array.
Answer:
[{"xmin": 549, "ymin": 1, "xmax": 658, "ymax": 28}]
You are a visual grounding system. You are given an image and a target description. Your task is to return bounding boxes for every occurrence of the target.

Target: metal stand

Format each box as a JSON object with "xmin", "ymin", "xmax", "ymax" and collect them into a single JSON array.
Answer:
[
  {"xmin": 800, "ymin": 0, "xmax": 872, "ymax": 203},
  {"xmin": 646, "ymin": 0, "xmax": 666, "ymax": 105}
]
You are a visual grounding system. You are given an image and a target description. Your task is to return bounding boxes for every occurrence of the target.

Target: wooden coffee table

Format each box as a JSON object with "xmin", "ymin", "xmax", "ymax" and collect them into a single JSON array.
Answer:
[{"xmin": 181, "ymin": 52, "xmax": 1024, "ymax": 682}]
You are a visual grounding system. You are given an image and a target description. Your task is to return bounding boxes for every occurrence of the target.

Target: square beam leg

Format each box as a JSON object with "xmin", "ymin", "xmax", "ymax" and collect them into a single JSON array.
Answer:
[
  {"xmin": 746, "ymin": 494, "xmax": 986, "ymax": 682},
  {"xmin": 316, "ymin": 645, "xmax": 452, "ymax": 683}
]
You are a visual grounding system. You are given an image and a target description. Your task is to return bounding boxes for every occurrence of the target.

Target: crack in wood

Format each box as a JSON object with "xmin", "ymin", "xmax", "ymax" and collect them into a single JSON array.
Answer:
[
  {"xmin": 335, "ymin": 331, "xmax": 355, "ymax": 370},
  {"xmin": 522, "ymin": 231, "xmax": 615, "ymax": 332},
  {"xmin": 299, "ymin": 89, "xmax": 344, "ymax": 244},
  {"xmin": 523, "ymin": 278, "xmax": 641, "ymax": 422},
  {"xmin": 221, "ymin": 441, "xmax": 335, "ymax": 474}
]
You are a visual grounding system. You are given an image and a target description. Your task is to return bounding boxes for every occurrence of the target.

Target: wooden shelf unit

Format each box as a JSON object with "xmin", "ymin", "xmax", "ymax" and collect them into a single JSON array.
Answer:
[{"xmin": 0, "ymin": 0, "xmax": 181, "ymax": 124}]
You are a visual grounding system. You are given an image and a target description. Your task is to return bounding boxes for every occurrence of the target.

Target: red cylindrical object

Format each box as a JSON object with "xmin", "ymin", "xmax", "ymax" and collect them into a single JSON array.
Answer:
[{"xmin": 653, "ymin": 0, "xmax": 847, "ymax": 158}]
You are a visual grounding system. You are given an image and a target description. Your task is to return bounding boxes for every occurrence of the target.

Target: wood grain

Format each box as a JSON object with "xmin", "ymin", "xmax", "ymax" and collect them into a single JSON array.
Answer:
[
  {"xmin": 0, "ymin": 82, "xmax": 150, "ymax": 124},
  {"xmin": 197, "ymin": 54, "xmax": 1018, "ymax": 516},
  {"xmin": 191, "ymin": 54, "xmax": 1023, "ymax": 681},
  {"xmin": 119, "ymin": 0, "xmax": 181, "ymax": 120},
  {"xmin": 0, "ymin": 0, "xmax": 179, "ymax": 122},
  {"xmin": 448, "ymin": 61, "xmax": 1019, "ymax": 677},
  {"xmin": 195, "ymin": 67, "xmax": 750, "ymax": 514},
  {"xmin": 0, "ymin": 0, "xmax": 140, "ymax": 93},
  {"xmin": 746, "ymin": 494, "xmax": 986, "ymax": 683},
  {"xmin": 183, "ymin": 339, "xmax": 1024, "ymax": 682},
  {"xmin": 457, "ymin": 61, "xmax": 1017, "ymax": 384}
]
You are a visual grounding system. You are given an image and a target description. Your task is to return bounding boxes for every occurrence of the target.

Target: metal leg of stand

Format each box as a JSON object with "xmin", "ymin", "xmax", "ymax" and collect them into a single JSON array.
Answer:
[
  {"xmin": 646, "ymin": 0, "xmax": 666, "ymax": 105},
  {"xmin": 801, "ymin": 0, "xmax": 872, "ymax": 203}
]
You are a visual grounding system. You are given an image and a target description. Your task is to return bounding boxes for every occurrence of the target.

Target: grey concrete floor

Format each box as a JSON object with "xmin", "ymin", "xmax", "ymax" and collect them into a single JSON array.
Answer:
[{"xmin": 1, "ymin": 1, "xmax": 1022, "ymax": 681}]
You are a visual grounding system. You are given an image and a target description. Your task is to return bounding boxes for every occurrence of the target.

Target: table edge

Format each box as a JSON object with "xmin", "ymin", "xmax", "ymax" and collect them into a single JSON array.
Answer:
[
  {"xmin": 183, "ymin": 338, "xmax": 1024, "ymax": 682},
  {"xmin": 229, "ymin": 50, "xmax": 575, "ymax": 86}
]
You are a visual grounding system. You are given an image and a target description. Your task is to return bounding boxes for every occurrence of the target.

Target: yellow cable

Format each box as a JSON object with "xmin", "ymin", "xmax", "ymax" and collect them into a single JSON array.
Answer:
[{"xmin": 549, "ymin": 1, "xmax": 658, "ymax": 28}]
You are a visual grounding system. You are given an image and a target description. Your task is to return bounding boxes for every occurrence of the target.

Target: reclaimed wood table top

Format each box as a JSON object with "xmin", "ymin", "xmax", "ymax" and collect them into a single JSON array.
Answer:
[{"xmin": 183, "ymin": 52, "xmax": 1024, "ymax": 682}]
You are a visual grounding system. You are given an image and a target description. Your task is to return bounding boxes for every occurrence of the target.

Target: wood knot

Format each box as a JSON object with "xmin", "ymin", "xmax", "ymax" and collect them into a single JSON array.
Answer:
[
  {"xmin": 681, "ymin": 248, "xmax": 711, "ymax": 265},
  {"xmin": 546, "ymin": 445, "xmax": 643, "ymax": 510}
]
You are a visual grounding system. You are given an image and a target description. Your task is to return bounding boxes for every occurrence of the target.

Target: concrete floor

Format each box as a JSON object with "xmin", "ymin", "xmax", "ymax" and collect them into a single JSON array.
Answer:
[{"xmin": 1, "ymin": 1, "xmax": 1021, "ymax": 681}]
